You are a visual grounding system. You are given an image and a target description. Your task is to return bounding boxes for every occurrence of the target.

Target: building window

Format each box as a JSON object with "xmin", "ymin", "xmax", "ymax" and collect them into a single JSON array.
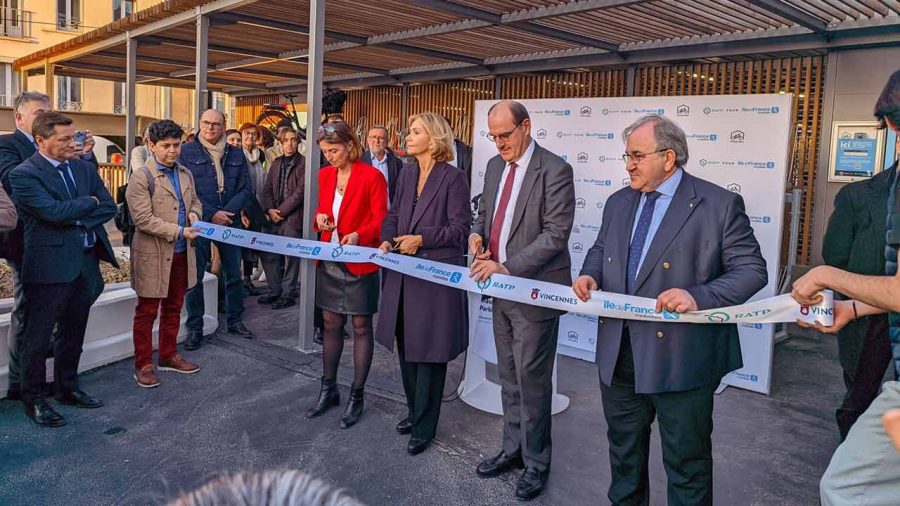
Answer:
[
  {"xmin": 112, "ymin": 0, "xmax": 133, "ymax": 21},
  {"xmin": 113, "ymin": 81, "xmax": 125, "ymax": 114},
  {"xmin": 0, "ymin": 0, "xmax": 32, "ymax": 39},
  {"xmin": 57, "ymin": 0, "xmax": 80, "ymax": 31},
  {"xmin": 57, "ymin": 76, "xmax": 82, "ymax": 112},
  {"xmin": 0, "ymin": 63, "xmax": 18, "ymax": 107}
]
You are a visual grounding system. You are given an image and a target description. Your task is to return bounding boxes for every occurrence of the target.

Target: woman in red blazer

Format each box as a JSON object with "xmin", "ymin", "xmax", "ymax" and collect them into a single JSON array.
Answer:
[{"xmin": 306, "ymin": 121, "xmax": 388, "ymax": 429}]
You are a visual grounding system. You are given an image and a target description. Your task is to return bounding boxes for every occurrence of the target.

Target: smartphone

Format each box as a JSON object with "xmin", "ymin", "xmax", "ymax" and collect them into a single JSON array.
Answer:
[{"xmin": 73, "ymin": 130, "xmax": 86, "ymax": 145}]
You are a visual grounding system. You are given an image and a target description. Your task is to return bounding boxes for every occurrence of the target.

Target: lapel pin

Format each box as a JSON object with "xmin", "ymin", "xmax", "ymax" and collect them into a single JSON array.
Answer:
[{"xmin": 663, "ymin": 261, "xmax": 671, "ymax": 269}]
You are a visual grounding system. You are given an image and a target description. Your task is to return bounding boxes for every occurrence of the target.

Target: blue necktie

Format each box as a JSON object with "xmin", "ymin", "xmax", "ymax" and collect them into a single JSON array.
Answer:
[{"xmin": 626, "ymin": 191, "xmax": 660, "ymax": 294}]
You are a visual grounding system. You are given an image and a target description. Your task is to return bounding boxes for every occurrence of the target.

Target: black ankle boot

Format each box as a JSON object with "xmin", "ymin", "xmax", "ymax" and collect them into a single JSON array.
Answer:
[
  {"xmin": 339, "ymin": 386, "xmax": 365, "ymax": 429},
  {"xmin": 305, "ymin": 377, "xmax": 340, "ymax": 419}
]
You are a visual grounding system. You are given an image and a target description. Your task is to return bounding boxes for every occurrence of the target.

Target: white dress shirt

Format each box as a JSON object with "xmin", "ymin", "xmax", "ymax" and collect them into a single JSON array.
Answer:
[
  {"xmin": 492, "ymin": 140, "xmax": 535, "ymax": 263},
  {"xmin": 331, "ymin": 187, "xmax": 343, "ymax": 244}
]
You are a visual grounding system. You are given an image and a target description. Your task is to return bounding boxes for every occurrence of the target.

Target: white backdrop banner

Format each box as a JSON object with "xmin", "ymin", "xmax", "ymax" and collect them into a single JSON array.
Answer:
[{"xmin": 470, "ymin": 94, "xmax": 794, "ymax": 394}]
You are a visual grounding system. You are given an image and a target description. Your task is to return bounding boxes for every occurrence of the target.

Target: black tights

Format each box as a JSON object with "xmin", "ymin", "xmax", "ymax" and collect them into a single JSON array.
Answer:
[{"xmin": 321, "ymin": 309, "xmax": 374, "ymax": 389}]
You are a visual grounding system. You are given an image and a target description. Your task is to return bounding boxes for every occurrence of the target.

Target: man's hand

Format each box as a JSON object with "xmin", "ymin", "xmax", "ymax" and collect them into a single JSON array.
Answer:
[
  {"xmin": 796, "ymin": 299, "xmax": 855, "ymax": 334},
  {"xmin": 883, "ymin": 409, "xmax": 900, "ymax": 452},
  {"xmin": 240, "ymin": 211, "xmax": 250, "ymax": 228},
  {"xmin": 268, "ymin": 209, "xmax": 284, "ymax": 223},
  {"xmin": 316, "ymin": 213, "xmax": 334, "ymax": 231},
  {"xmin": 791, "ymin": 265, "xmax": 835, "ymax": 305},
  {"xmin": 572, "ymin": 275, "xmax": 598, "ymax": 302},
  {"xmin": 211, "ymin": 210, "xmax": 234, "ymax": 226},
  {"xmin": 468, "ymin": 233, "xmax": 489, "ymax": 259},
  {"xmin": 470, "ymin": 258, "xmax": 509, "ymax": 282},
  {"xmin": 655, "ymin": 288, "xmax": 698, "ymax": 313},
  {"xmin": 393, "ymin": 235, "xmax": 422, "ymax": 255},
  {"xmin": 183, "ymin": 226, "xmax": 201, "ymax": 240},
  {"xmin": 188, "ymin": 212, "xmax": 199, "ymax": 225},
  {"xmin": 340, "ymin": 232, "xmax": 359, "ymax": 246},
  {"xmin": 378, "ymin": 241, "xmax": 392, "ymax": 254},
  {"xmin": 82, "ymin": 130, "xmax": 95, "ymax": 155}
]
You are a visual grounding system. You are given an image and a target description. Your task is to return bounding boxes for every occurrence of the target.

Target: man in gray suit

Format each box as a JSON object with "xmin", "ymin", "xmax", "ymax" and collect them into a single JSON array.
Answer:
[
  {"xmin": 469, "ymin": 100, "xmax": 575, "ymax": 501},
  {"xmin": 573, "ymin": 115, "xmax": 767, "ymax": 505}
]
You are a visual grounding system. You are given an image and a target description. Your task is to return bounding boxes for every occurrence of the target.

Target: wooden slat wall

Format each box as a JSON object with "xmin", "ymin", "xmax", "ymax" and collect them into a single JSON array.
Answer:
[
  {"xmin": 405, "ymin": 81, "xmax": 495, "ymax": 145},
  {"xmin": 341, "ymin": 86, "xmax": 405, "ymax": 144},
  {"xmin": 634, "ymin": 56, "xmax": 825, "ymax": 264},
  {"xmin": 99, "ymin": 164, "xmax": 127, "ymax": 203},
  {"xmin": 234, "ymin": 94, "xmax": 282, "ymax": 128},
  {"xmin": 500, "ymin": 69, "xmax": 628, "ymax": 100}
]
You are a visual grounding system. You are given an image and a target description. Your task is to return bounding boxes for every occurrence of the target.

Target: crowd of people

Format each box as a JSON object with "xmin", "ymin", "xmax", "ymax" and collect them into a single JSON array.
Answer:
[{"xmin": 1, "ymin": 69, "xmax": 899, "ymax": 504}]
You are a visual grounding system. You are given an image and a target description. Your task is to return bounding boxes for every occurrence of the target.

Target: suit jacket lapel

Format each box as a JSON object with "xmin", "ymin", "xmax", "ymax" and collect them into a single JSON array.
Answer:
[
  {"xmin": 482, "ymin": 156, "xmax": 504, "ymax": 238},
  {"xmin": 13, "ymin": 130, "xmax": 36, "ymax": 157},
  {"xmin": 337, "ymin": 163, "xmax": 361, "ymax": 226},
  {"xmin": 33, "ymin": 154, "xmax": 73, "ymax": 199},
  {"xmin": 614, "ymin": 189, "xmax": 641, "ymax": 288},
  {"xmin": 633, "ymin": 173, "xmax": 700, "ymax": 292},
  {"xmin": 869, "ymin": 162, "xmax": 896, "ymax": 228},
  {"xmin": 410, "ymin": 162, "xmax": 448, "ymax": 231},
  {"xmin": 507, "ymin": 145, "xmax": 542, "ymax": 239}
]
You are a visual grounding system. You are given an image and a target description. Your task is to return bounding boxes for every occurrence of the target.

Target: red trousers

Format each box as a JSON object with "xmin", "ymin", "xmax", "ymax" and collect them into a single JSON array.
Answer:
[{"xmin": 133, "ymin": 252, "xmax": 188, "ymax": 369}]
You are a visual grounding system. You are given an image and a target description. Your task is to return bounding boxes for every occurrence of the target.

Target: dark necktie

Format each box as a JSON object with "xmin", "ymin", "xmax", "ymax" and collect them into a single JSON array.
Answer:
[
  {"xmin": 626, "ymin": 191, "xmax": 661, "ymax": 294},
  {"xmin": 58, "ymin": 162, "xmax": 76, "ymax": 198},
  {"xmin": 488, "ymin": 162, "xmax": 518, "ymax": 262}
]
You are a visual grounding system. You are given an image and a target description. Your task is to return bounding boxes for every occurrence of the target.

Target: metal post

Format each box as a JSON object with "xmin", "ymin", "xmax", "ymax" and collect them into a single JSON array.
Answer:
[
  {"xmin": 626, "ymin": 64, "xmax": 636, "ymax": 97},
  {"xmin": 125, "ymin": 34, "xmax": 137, "ymax": 173},
  {"xmin": 494, "ymin": 76, "xmax": 502, "ymax": 100},
  {"xmin": 400, "ymin": 83, "xmax": 409, "ymax": 129},
  {"xmin": 298, "ymin": 0, "xmax": 325, "ymax": 353},
  {"xmin": 194, "ymin": 11, "xmax": 209, "ymax": 123}
]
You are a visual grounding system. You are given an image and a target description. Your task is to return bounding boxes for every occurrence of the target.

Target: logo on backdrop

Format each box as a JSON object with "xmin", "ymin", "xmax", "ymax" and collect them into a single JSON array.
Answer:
[
  {"xmin": 730, "ymin": 130, "xmax": 746, "ymax": 143},
  {"xmin": 727, "ymin": 183, "xmax": 742, "ymax": 193},
  {"xmin": 580, "ymin": 106, "xmax": 592, "ymax": 117},
  {"xmin": 536, "ymin": 128, "xmax": 547, "ymax": 139},
  {"xmin": 622, "ymin": 178, "xmax": 631, "ymax": 187},
  {"xmin": 567, "ymin": 330, "xmax": 579, "ymax": 342},
  {"xmin": 577, "ymin": 152, "xmax": 589, "ymax": 163},
  {"xmin": 676, "ymin": 104, "xmax": 690, "ymax": 116},
  {"xmin": 572, "ymin": 242, "xmax": 584, "ymax": 253},
  {"xmin": 575, "ymin": 197, "xmax": 586, "ymax": 209}
]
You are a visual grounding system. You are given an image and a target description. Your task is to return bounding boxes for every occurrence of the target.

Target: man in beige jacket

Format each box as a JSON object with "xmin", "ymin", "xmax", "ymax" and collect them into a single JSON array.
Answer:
[{"xmin": 126, "ymin": 119, "xmax": 202, "ymax": 388}]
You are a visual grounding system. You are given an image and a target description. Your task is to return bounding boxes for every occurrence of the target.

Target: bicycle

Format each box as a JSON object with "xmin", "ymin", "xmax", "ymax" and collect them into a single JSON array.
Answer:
[{"xmin": 256, "ymin": 94, "xmax": 306, "ymax": 139}]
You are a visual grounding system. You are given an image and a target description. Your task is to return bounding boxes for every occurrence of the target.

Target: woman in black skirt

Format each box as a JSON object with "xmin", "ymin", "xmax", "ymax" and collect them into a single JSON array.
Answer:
[{"xmin": 306, "ymin": 121, "xmax": 388, "ymax": 429}]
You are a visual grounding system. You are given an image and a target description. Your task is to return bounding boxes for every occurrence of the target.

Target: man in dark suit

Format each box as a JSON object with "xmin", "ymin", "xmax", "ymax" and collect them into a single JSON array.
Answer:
[
  {"xmin": 9, "ymin": 111, "xmax": 117, "ymax": 427},
  {"xmin": 0, "ymin": 91, "xmax": 99, "ymax": 401},
  {"xmin": 360, "ymin": 126, "xmax": 403, "ymax": 206},
  {"xmin": 469, "ymin": 100, "xmax": 575, "ymax": 501},
  {"xmin": 822, "ymin": 160, "xmax": 896, "ymax": 440},
  {"xmin": 574, "ymin": 115, "xmax": 768, "ymax": 505}
]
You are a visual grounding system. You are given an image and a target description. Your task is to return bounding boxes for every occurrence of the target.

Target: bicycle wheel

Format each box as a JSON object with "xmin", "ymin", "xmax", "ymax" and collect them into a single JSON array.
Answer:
[{"xmin": 256, "ymin": 109, "xmax": 292, "ymax": 132}]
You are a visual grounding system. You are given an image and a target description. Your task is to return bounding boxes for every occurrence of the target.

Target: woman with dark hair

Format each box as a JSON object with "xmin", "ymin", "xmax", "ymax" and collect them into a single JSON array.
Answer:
[{"xmin": 306, "ymin": 121, "xmax": 387, "ymax": 429}]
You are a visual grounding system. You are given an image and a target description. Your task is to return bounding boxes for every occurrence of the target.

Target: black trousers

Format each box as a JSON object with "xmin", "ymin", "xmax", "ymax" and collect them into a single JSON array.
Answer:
[
  {"xmin": 600, "ymin": 330, "xmax": 716, "ymax": 506},
  {"xmin": 836, "ymin": 314, "xmax": 892, "ymax": 440},
  {"xmin": 20, "ymin": 252, "xmax": 102, "ymax": 404},
  {"xmin": 396, "ymin": 289, "xmax": 447, "ymax": 440}
]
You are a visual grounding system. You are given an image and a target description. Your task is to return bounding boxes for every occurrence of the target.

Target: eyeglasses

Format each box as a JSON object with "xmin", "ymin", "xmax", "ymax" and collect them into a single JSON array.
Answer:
[
  {"xmin": 487, "ymin": 121, "xmax": 522, "ymax": 143},
  {"xmin": 200, "ymin": 120, "xmax": 223, "ymax": 129},
  {"xmin": 622, "ymin": 149, "xmax": 670, "ymax": 164}
]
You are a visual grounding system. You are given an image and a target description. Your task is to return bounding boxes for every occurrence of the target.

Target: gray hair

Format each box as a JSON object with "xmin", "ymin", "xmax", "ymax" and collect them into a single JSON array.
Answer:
[
  {"xmin": 169, "ymin": 470, "xmax": 364, "ymax": 506},
  {"xmin": 13, "ymin": 91, "xmax": 50, "ymax": 112},
  {"xmin": 622, "ymin": 115, "xmax": 689, "ymax": 168}
]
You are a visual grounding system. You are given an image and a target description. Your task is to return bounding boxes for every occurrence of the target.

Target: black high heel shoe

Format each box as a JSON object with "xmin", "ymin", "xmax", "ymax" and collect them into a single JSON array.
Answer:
[
  {"xmin": 339, "ymin": 386, "xmax": 365, "ymax": 429},
  {"xmin": 306, "ymin": 377, "xmax": 340, "ymax": 418}
]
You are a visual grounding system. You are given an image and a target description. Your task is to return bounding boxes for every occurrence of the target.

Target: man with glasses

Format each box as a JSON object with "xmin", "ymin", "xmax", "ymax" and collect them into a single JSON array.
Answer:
[
  {"xmin": 469, "ymin": 100, "xmax": 575, "ymax": 501},
  {"xmin": 179, "ymin": 109, "xmax": 253, "ymax": 349},
  {"xmin": 572, "ymin": 114, "xmax": 767, "ymax": 504},
  {"xmin": 360, "ymin": 125, "xmax": 402, "ymax": 206}
]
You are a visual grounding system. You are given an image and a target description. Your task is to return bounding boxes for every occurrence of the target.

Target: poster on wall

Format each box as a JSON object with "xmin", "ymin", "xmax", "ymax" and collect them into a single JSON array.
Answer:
[
  {"xmin": 468, "ymin": 94, "xmax": 793, "ymax": 395},
  {"xmin": 827, "ymin": 121, "xmax": 887, "ymax": 182}
]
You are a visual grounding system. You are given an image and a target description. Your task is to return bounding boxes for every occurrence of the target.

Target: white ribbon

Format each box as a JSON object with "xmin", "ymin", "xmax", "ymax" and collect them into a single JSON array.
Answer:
[{"xmin": 193, "ymin": 222, "xmax": 834, "ymax": 326}]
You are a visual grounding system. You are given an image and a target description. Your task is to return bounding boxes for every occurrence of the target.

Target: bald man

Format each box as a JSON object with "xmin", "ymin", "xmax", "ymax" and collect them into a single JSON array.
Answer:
[{"xmin": 179, "ymin": 109, "xmax": 254, "ymax": 348}]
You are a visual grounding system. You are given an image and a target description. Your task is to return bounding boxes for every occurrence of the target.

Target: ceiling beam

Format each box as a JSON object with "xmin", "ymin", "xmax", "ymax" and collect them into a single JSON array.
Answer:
[
  {"xmin": 56, "ymin": 61, "xmax": 269, "ymax": 90},
  {"xmin": 142, "ymin": 35, "xmax": 280, "ymax": 59},
  {"xmin": 753, "ymin": 0, "xmax": 828, "ymax": 34},
  {"xmin": 322, "ymin": 60, "xmax": 392, "ymax": 76}
]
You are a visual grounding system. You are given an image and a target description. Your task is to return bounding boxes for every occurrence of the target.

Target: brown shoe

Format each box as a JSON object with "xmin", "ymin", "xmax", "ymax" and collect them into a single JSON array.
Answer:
[
  {"xmin": 134, "ymin": 365, "xmax": 160, "ymax": 388},
  {"xmin": 158, "ymin": 354, "xmax": 200, "ymax": 374}
]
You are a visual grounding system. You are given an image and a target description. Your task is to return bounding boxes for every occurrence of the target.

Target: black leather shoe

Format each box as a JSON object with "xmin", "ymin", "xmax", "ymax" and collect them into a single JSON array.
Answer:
[
  {"xmin": 339, "ymin": 386, "xmax": 365, "ymax": 429},
  {"xmin": 313, "ymin": 327, "xmax": 323, "ymax": 346},
  {"xmin": 23, "ymin": 399, "xmax": 66, "ymax": 427},
  {"xmin": 407, "ymin": 437, "xmax": 432, "ymax": 455},
  {"xmin": 257, "ymin": 294, "xmax": 279, "ymax": 305},
  {"xmin": 272, "ymin": 297, "xmax": 296, "ymax": 310},
  {"xmin": 55, "ymin": 389, "xmax": 104, "ymax": 409},
  {"xmin": 228, "ymin": 323, "xmax": 253, "ymax": 338},
  {"xmin": 306, "ymin": 377, "xmax": 340, "ymax": 418},
  {"xmin": 243, "ymin": 281, "xmax": 260, "ymax": 296},
  {"xmin": 515, "ymin": 465, "xmax": 548, "ymax": 501},
  {"xmin": 396, "ymin": 417, "xmax": 413, "ymax": 435},
  {"xmin": 5, "ymin": 383, "xmax": 21, "ymax": 401},
  {"xmin": 184, "ymin": 331, "xmax": 203, "ymax": 351},
  {"xmin": 476, "ymin": 450, "xmax": 524, "ymax": 477}
]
